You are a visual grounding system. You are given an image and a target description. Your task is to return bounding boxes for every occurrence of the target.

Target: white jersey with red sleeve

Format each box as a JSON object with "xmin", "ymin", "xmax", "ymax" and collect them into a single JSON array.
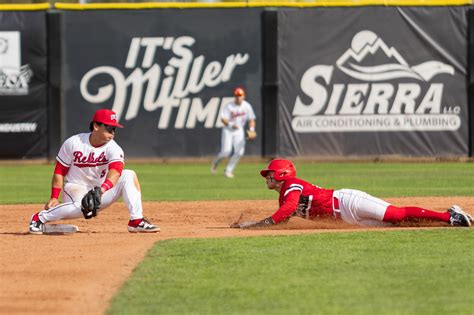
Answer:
[
  {"xmin": 221, "ymin": 100, "xmax": 256, "ymax": 129},
  {"xmin": 56, "ymin": 133, "xmax": 124, "ymax": 187}
]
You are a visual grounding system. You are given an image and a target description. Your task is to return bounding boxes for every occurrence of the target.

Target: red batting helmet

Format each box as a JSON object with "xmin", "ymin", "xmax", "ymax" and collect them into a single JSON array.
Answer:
[
  {"xmin": 233, "ymin": 87, "xmax": 245, "ymax": 96},
  {"xmin": 92, "ymin": 109, "xmax": 123, "ymax": 128},
  {"xmin": 260, "ymin": 159, "xmax": 296, "ymax": 181}
]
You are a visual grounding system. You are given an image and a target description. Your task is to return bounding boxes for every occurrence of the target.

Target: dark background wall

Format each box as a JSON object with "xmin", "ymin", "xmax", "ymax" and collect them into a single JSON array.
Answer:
[
  {"xmin": 0, "ymin": 11, "xmax": 48, "ymax": 158},
  {"xmin": 1, "ymin": 6, "xmax": 473, "ymax": 159},
  {"xmin": 276, "ymin": 7, "xmax": 469, "ymax": 157},
  {"xmin": 469, "ymin": 8, "xmax": 474, "ymax": 157},
  {"xmin": 54, "ymin": 9, "xmax": 263, "ymax": 158}
]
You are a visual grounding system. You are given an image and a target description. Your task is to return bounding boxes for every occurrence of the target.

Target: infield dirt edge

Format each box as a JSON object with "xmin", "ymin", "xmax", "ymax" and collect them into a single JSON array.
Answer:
[{"xmin": 1, "ymin": 197, "xmax": 472, "ymax": 314}]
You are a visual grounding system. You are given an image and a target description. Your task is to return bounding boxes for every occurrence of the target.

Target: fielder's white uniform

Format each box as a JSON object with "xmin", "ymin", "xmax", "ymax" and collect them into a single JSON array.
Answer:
[
  {"xmin": 213, "ymin": 100, "xmax": 256, "ymax": 174},
  {"xmin": 37, "ymin": 133, "xmax": 144, "ymax": 223}
]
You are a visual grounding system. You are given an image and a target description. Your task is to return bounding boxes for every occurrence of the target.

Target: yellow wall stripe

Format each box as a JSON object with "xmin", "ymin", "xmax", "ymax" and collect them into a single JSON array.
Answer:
[
  {"xmin": 253, "ymin": 0, "xmax": 472, "ymax": 5},
  {"xmin": 55, "ymin": 0, "xmax": 471, "ymax": 10},
  {"xmin": 55, "ymin": 2, "xmax": 247, "ymax": 10},
  {"xmin": 0, "ymin": 3, "xmax": 50, "ymax": 11}
]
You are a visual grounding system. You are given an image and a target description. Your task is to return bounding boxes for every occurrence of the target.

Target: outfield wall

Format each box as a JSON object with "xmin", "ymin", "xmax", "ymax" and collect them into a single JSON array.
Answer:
[
  {"xmin": 276, "ymin": 8, "xmax": 469, "ymax": 157},
  {"xmin": 50, "ymin": 8, "xmax": 264, "ymax": 158},
  {"xmin": 0, "ymin": 3, "xmax": 473, "ymax": 159},
  {"xmin": 0, "ymin": 9, "xmax": 48, "ymax": 158}
]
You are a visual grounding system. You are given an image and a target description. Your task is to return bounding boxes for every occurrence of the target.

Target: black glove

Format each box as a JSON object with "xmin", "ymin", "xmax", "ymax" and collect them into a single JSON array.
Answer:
[
  {"xmin": 81, "ymin": 186, "xmax": 102, "ymax": 219},
  {"xmin": 251, "ymin": 217, "xmax": 275, "ymax": 228}
]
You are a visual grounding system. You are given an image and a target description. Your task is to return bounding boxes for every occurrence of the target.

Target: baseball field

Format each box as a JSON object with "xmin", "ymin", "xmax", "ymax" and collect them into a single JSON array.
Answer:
[{"xmin": 0, "ymin": 161, "xmax": 473, "ymax": 314}]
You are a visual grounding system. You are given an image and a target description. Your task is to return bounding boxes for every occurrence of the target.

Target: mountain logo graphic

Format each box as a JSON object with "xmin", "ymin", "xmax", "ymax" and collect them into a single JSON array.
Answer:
[
  {"xmin": 0, "ymin": 31, "xmax": 32, "ymax": 95},
  {"xmin": 0, "ymin": 37, "xmax": 8, "ymax": 54},
  {"xmin": 336, "ymin": 30, "xmax": 454, "ymax": 82}
]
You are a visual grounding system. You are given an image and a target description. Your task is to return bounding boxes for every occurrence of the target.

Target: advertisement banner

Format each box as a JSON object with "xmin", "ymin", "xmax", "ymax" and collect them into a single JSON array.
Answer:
[
  {"xmin": 468, "ymin": 9, "xmax": 474, "ymax": 156},
  {"xmin": 58, "ymin": 9, "xmax": 262, "ymax": 157},
  {"xmin": 0, "ymin": 11, "xmax": 48, "ymax": 158},
  {"xmin": 278, "ymin": 7, "xmax": 469, "ymax": 156}
]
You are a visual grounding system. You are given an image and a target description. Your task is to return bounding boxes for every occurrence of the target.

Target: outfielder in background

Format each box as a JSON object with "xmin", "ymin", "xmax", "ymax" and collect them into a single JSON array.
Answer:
[
  {"xmin": 231, "ymin": 159, "xmax": 472, "ymax": 228},
  {"xmin": 211, "ymin": 87, "xmax": 257, "ymax": 178},
  {"xmin": 28, "ymin": 109, "xmax": 160, "ymax": 234}
]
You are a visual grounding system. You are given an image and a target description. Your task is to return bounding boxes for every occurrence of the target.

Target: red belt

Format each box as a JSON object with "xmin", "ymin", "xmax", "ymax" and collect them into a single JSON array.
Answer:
[{"xmin": 333, "ymin": 196, "xmax": 341, "ymax": 218}]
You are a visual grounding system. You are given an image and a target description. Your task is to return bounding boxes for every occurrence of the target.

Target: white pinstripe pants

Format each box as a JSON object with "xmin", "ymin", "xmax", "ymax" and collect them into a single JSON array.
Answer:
[
  {"xmin": 38, "ymin": 170, "xmax": 144, "ymax": 223},
  {"xmin": 333, "ymin": 189, "xmax": 393, "ymax": 227}
]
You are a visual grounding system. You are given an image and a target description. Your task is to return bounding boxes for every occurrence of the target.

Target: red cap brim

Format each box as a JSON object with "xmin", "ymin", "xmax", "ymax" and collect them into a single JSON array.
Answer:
[
  {"xmin": 107, "ymin": 122, "xmax": 124, "ymax": 128},
  {"xmin": 260, "ymin": 169, "xmax": 270, "ymax": 177}
]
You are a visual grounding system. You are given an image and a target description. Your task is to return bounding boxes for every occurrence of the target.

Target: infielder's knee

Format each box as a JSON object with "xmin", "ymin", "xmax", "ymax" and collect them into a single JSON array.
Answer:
[
  {"xmin": 40, "ymin": 201, "xmax": 83, "ymax": 221},
  {"xmin": 121, "ymin": 169, "xmax": 141, "ymax": 192}
]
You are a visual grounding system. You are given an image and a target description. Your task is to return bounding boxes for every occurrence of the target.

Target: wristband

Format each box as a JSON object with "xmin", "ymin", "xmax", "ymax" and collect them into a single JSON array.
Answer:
[
  {"xmin": 101, "ymin": 179, "xmax": 114, "ymax": 192},
  {"xmin": 51, "ymin": 187, "xmax": 61, "ymax": 199}
]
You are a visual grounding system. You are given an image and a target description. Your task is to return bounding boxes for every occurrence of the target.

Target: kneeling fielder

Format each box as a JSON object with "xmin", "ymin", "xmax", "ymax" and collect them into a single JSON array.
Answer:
[{"xmin": 29, "ymin": 109, "xmax": 159, "ymax": 234}]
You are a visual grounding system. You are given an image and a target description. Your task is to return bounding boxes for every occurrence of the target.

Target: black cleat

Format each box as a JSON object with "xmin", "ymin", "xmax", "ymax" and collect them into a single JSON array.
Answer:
[{"xmin": 448, "ymin": 205, "xmax": 472, "ymax": 227}]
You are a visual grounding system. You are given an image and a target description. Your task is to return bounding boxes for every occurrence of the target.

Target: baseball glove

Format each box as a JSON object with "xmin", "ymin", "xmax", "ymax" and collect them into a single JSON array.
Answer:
[
  {"xmin": 246, "ymin": 129, "xmax": 257, "ymax": 141},
  {"xmin": 81, "ymin": 186, "xmax": 102, "ymax": 219}
]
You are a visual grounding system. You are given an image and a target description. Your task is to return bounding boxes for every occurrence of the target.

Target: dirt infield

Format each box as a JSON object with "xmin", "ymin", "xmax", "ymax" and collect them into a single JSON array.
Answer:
[{"xmin": 1, "ymin": 197, "xmax": 472, "ymax": 314}]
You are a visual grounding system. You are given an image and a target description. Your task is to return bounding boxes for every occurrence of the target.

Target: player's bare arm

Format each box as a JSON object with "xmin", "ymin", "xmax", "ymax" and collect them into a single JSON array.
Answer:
[
  {"xmin": 102, "ymin": 168, "xmax": 121, "ymax": 193},
  {"xmin": 45, "ymin": 173, "xmax": 64, "ymax": 210},
  {"xmin": 248, "ymin": 119, "xmax": 256, "ymax": 130},
  {"xmin": 230, "ymin": 170, "xmax": 285, "ymax": 229}
]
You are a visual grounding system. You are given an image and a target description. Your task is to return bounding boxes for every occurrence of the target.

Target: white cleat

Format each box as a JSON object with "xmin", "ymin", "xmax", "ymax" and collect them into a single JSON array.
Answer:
[
  {"xmin": 128, "ymin": 217, "xmax": 160, "ymax": 233},
  {"xmin": 224, "ymin": 172, "xmax": 235, "ymax": 179},
  {"xmin": 29, "ymin": 213, "xmax": 44, "ymax": 235}
]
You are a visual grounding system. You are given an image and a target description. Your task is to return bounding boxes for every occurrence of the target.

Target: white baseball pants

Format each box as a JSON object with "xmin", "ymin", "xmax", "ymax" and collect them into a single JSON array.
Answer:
[
  {"xmin": 333, "ymin": 189, "xmax": 393, "ymax": 227},
  {"xmin": 213, "ymin": 127, "xmax": 246, "ymax": 174},
  {"xmin": 38, "ymin": 170, "xmax": 144, "ymax": 223}
]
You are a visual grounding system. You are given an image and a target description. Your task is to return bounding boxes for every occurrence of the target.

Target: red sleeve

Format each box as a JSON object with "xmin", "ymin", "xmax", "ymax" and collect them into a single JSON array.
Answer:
[
  {"xmin": 271, "ymin": 190, "xmax": 300, "ymax": 223},
  {"xmin": 53, "ymin": 161, "xmax": 69, "ymax": 176},
  {"xmin": 109, "ymin": 161, "xmax": 124, "ymax": 175}
]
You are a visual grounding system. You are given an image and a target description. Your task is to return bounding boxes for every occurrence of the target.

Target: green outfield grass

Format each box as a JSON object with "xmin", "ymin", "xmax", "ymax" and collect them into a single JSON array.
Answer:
[
  {"xmin": 1, "ymin": 161, "xmax": 473, "ymax": 313},
  {"xmin": 0, "ymin": 162, "xmax": 473, "ymax": 204},
  {"xmin": 107, "ymin": 229, "xmax": 474, "ymax": 315}
]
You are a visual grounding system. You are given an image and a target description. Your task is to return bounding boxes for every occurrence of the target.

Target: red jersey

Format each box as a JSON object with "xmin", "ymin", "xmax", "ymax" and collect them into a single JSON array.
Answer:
[{"xmin": 271, "ymin": 177, "xmax": 334, "ymax": 223}]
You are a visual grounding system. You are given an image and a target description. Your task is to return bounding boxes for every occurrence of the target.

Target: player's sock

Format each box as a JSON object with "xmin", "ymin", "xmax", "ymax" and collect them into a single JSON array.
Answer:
[
  {"xmin": 383, "ymin": 205, "xmax": 451, "ymax": 223},
  {"xmin": 128, "ymin": 218, "xmax": 143, "ymax": 227}
]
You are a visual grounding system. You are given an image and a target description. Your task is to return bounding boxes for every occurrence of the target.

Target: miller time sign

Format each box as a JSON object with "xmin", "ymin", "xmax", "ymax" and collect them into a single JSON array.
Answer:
[
  {"xmin": 80, "ymin": 36, "xmax": 249, "ymax": 129},
  {"xmin": 292, "ymin": 30, "xmax": 460, "ymax": 133}
]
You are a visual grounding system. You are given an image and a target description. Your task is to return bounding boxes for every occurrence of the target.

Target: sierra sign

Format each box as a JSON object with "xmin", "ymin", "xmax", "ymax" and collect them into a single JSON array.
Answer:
[{"xmin": 292, "ymin": 31, "xmax": 460, "ymax": 132}]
